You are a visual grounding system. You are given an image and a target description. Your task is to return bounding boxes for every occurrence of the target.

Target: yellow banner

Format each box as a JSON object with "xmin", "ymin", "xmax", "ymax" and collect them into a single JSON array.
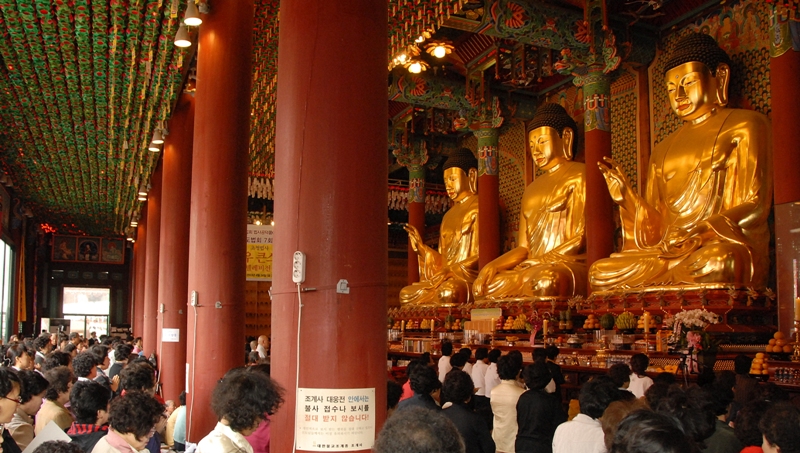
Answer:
[{"xmin": 246, "ymin": 225, "xmax": 273, "ymax": 281}]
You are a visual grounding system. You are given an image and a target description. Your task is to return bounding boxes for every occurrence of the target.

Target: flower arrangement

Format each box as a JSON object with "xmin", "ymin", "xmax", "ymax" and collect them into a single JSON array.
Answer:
[{"xmin": 668, "ymin": 309, "xmax": 721, "ymax": 354}]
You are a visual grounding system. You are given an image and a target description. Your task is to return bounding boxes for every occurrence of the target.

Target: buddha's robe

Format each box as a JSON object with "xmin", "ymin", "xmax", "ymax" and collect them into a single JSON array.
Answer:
[
  {"xmin": 400, "ymin": 194, "xmax": 479, "ymax": 305},
  {"xmin": 590, "ymin": 108, "xmax": 772, "ymax": 291},
  {"xmin": 480, "ymin": 161, "xmax": 587, "ymax": 299}
]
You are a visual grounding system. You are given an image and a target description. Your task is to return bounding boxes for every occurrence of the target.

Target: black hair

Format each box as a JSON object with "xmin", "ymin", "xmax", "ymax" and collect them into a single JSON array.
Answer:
[
  {"xmin": 387, "ymin": 380, "xmax": 403, "ymax": 410},
  {"xmin": 405, "ymin": 360, "xmax": 425, "ymax": 385},
  {"xmin": 6, "ymin": 342, "xmax": 31, "ymax": 366},
  {"xmin": 532, "ymin": 348, "xmax": 547, "ymax": 363},
  {"xmin": 629, "ymin": 354, "xmax": 649, "ymax": 376},
  {"xmin": 33, "ymin": 333, "xmax": 52, "ymax": 352},
  {"xmin": 17, "ymin": 369, "xmax": 49, "ymax": 404},
  {"xmin": 248, "ymin": 363, "xmax": 271, "ymax": 377},
  {"xmin": 179, "ymin": 391, "xmax": 186, "ymax": 406},
  {"xmin": 528, "ymin": 103, "xmax": 579, "ymax": 151},
  {"xmin": 608, "ymin": 363, "xmax": 631, "ymax": 387},
  {"xmin": 497, "ymin": 354, "xmax": 522, "ymax": 380},
  {"xmin": 733, "ymin": 354, "xmax": 752, "ymax": 375},
  {"xmin": 474, "ymin": 348, "xmax": 488, "ymax": 361},
  {"xmin": 545, "ymin": 345, "xmax": 560, "ymax": 360},
  {"xmin": 656, "ymin": 385, "xmax": 715, "ymax": 450},
  {"xmin": 752, "ymin": 382, "xmax": 790, "ymax": 403},
  {"xmin": 487, "ymin": 349, "xmax": 502, "ymax": 364},
  {"xmin": 645, "ymin": 382, "xmax": 672, "ymax": 411},
  {"xmin": 663, "ymin": 32, "xmax": 732, "ymax": 76},
  {"xmin": 90, "ymin": 344, "xmax": 109, "ymax": 362},
  {"xmin": 211, "ymin": 367, "xmax": 285, "ymax": 432},
  {"xmin": 44, "ymin": 366, "xmax": 74, "ymax": 401},
  {"xmin": 0, "ymin": 367, "xmax": 20, "ymax": 398},
  {"xmin": 735, "ymin": 400, "xmax": 772, "ymax": 447},
  {"xmin": 375, "ymin": 407, "xmax": 464, "ymax": 453},
  {"xmin": 609, "ymin": 410, "xmax": 695, "ymax": 453},
  {"xmin": 70, "ymin": 381, "xmax": 112, "ymax": 424},
  {"xmin": 69, "ymin": 332, "xmax": 80, "ymax": 341},
  {"xmin": 449, "ymin": 352, "xmax": 468, "ymax": 369},
  {"xmin": 522, "ymin": 362, "xmax": 552, "ymax": 391},
  {"xmin": 441, "ymin": 341, "xmax": 453, "ymax": 357},
  {"xmin": 409, "ymin": 362, "xmax": 441, "ymax": 395},
  {"xmin": 442, "ymin": 148, "xmax": 478, "ymax": 174},
  {"xmin": 420, "ymin": 352, "xmax": 432, "ymax": 365},
  {"xmin": 32, "ymin": 441, "xmax": 85, "ymax": 453},
  {"xmin": 63, "ymin": 343, "xmax": 77, "ymax": 354},
  {"xmin": 579, "ymin": 376, "xmax": 620, "ymax": 419},
  {"xmin": 653, "ymin": 372, "xmax": 676, "ymax": 386},
  {"xmin": 72, "ymin": 352, "xmax": 99, "ymax": 378},
  {"xmin": 42, "ymin": 351, "xmax": 71, "ymax": 372},
  {"xmin": 442, "ymin": 369, "xmax": 474, "ymax": 406},
  {"xmin": 109, "ymin": 390, "xmax": 165, "ymax": 439},
  {"xmin": 114, "ymin": 343, "xmax": 134, "ymax": 361},
  {"xmin": 120, "ymin": 362, "xmax": 155, "ymax": 392},
  {"xmin": 458, "ymin": 348, "xmax": 471, "ymax": 357},
  {"xmin": 759, "ymin": 402, "xmax": 800, "ymax": 453}
]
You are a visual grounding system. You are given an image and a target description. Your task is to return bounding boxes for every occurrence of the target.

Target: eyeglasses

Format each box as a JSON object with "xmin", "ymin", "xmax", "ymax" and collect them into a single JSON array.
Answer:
[{"xmin": 2, "ymin": 395, "xmax": 21, "ymax": 404}]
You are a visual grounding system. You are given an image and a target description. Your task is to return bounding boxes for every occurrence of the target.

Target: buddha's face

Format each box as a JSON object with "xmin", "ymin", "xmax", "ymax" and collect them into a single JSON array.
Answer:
[
  {"xmin": 529, "ymin": 126, "xmax": 569, "ymax": 171},
  {"xmin": 444, "ymin": 167, "xmax": 472, "ymax": 202},
  {"xmin": 665, "ymin": 61, "xmax": 721, "ymax": 122}
]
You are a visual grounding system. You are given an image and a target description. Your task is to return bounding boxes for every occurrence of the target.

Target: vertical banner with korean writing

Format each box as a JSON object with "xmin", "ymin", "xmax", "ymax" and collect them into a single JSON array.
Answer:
[
  {"xmin": 295, "ymin": 388, "xmax": 376, "ymax": 451},
  {"xmin": 246, "ymin": 225, "xmax": 273, "ymax": 281}
]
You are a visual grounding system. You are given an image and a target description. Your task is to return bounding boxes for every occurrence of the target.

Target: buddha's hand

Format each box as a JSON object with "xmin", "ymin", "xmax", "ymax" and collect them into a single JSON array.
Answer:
[
  {"xmin": 404, "ymin": 224, "xmax": 423, "ymax": 253},
  {"xmin": 598, "ymin": 157, "xmax": 635, "ymax": 208},
  {"xmin": 473, "ymin": 264, "xmax": 498, "ymax": 296}
]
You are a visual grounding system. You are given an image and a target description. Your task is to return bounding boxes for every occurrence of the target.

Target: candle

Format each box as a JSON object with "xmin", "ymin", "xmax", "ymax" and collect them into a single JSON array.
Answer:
[
  {"xmin": 643, "ymin": 312, "xmax": 650, "ymax": 332},
  {"xmin": 543, "ymin": 319, "xmax": 549, "ymax": 335},
  {"xmin": 796, "ymin": 298, "xmax": 800, "ymax": 322}
]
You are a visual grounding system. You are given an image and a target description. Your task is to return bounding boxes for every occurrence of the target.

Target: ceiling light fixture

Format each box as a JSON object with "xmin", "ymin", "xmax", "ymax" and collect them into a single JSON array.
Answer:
[
  {"xmin": 425, "ymin": 40, "xmax": 454, "ymax": 59},
  {"xmin": 174, "ymin": 24, "xmax": 191, "ymax": 48},
  {"xmin": 404, "ymin": 59, "xmax": 430, "ymax": 74},
  {"xmin": 138, "ymin": 194, "xmax": 147, "ymax": 201},
  {"xmin": 148, "ymin": 142, "xmax": 160, "ymax": 152},
  {"xmin": 151, "ymin": 129, "xmax": 164, "ymax": 145},
  {"xmin": 130, "ymin": 221, "xmax": 138, "ymax": 227},
  {"xmin": 183, "ymin": 1, "xmax": 203, "ymax": 26}
]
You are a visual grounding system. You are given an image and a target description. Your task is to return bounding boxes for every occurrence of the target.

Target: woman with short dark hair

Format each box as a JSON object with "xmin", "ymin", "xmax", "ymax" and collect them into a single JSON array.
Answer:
[
  {"xmin": 515, "ymin": 363, "xmax": 566, "ymax": 453},
  {"xmin": 196, "ymin": 368, "xmax": 284, "ymax": 453},
  {"xmin": 441, "ymin": 370, "xmax": 494, "ymax": 453},
  {"xmin": 609, "ymin": 410, "xmax": 694, "ymax": 453},
  {"xmin": 6, "ymin": 343, "xmax": 33, "ymax": 371},
  {"xmin": 0, "ymin": 368, "xmax": 24, "ymax": 453},
  {"xmin": 760, "ymin": 402, "xmax": 800, "ymax": 453},
  {"xmin": 7, "ymin": 370, "xmax": 49, "ymax": 450},
  {"xmin": 36, "ymin": 366, "xmax": 75, "ymax": 434},
  {"xmin": 92, "ymin": 390, "xmax": 165, "ymax": 453}
]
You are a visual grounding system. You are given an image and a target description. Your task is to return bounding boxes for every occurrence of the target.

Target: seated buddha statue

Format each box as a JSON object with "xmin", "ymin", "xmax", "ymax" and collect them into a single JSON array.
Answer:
[
  {"xmin": 473, "ymin": 103, "xmax": 586, "ymax": 300},
  {"xmin": 400, "ymin": 148, "xmax": 480, "ymax": 306},
  {"xmin": 589, "ymin": 33, "xmax": 772, "ymax": 291}
]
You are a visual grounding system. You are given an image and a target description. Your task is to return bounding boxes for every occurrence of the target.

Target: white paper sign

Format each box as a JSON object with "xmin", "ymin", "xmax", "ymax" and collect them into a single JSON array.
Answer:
[
  {"xmin": 162, "ymin": 328, "xmax": 180, "ymax": 343},
  {"xmin": 295, "ymin": 388, "xmax": 375, "ymax": 451},
  {"xmin": 22, "ymin": 421, "xmax": 71, "ymax": 453}
]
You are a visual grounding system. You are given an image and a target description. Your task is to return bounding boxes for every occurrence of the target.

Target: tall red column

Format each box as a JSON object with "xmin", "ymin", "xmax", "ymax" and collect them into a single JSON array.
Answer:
[
  {"xmin": 142, "ymin": 165, "xmax": 162, "ymax": 356},
  {"xmin": 156, "ymin": 94, "xmax": 194, "ymax": 403},
  {"xmin": 184, "ymin": 0, "xmax": 253, "ymax": 441},
  {"xmin": 271, "ymin": 0, "xmax": 388, "ymax": 451},
  {"xmin": 582, "ymin": 67, "xmax": 615, "ymax": 275},
  {"xmin": 132, "ymin": 206, "xmax": 148, "ymax": 337},
  {"xmin": 476, "ymin": 124, "xmax": 500, "ymax": 269},
  {"xmin": 769, "ymin": 9, "xmax": 800, "ymax": 335},
  {"xmin": 407, "ymin": 193, "xmax": 424, "ymax": 284}
]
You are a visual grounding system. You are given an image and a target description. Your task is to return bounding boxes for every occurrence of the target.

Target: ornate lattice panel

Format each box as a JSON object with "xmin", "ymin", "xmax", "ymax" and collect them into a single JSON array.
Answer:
[
  {"xmin": 245, "ymin": 280, "xmax": 272, "ymax": 340},
  {"xmin": 249, "ymin": 0, "xmax": 279, "ymax": 178},
  {"xmin": 610, "ymin": 69, "xmax": 639, "ymax": 192},
  {"xmin": 650, "ymin": 0, "xmax": 772, "ymax": 146},
  {"xmin": 498, "ymin": 122, "xmax": 526, "ymax": 252}
]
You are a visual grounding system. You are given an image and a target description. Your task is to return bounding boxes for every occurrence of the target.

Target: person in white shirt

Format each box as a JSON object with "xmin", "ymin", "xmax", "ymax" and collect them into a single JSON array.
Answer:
[
  {"xmin": 256, "ymin": 335, "xmax": 270, "ymax": 360},
  {"xmin": 483, "ymin": 348, "xmax": 502, "ymax": 398},
  {"xmin": 490, "ymin": 351, "xmax": 525, "ymax": 453},
  {"xmin": 470, "ymin": 348, "xmax": 492, "ymax": 429},
  {"xmin": 552, "ymin": 377, "xmax": 620, "ymax": 453},
  {"xmin": 438, "ymin": 341, "xmax": 454, "ymax": 383},
  {"xmin": 458, "ymin": 348, "xmax": 474, "ymax": 375},
  {"xmin": 627, "ymin": 353, "xmax": 654, "ymax": 399}
]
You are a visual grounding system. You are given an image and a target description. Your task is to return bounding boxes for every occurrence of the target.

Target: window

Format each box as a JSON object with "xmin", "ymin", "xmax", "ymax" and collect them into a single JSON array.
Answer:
[
  {"xmin": 62, "ymin": 287, "xmax": 110, "ymax": 338},
  {"xmin": 0, "ymin": 242, "xmax": 13, "ymax": 341}
]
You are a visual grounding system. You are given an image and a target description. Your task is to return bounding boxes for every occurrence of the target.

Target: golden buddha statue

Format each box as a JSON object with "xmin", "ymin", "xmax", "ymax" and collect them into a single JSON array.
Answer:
[
  {"xmin": 400, "ymin": 148, "xmax": 480, "ymax": 306},
  {"xmin": 473, "ymin": 103, "xmax": 586, "ymax": 300},
  {"xmin": 590, "ymin": 33, "xmax": 772, "ymax": 291}
]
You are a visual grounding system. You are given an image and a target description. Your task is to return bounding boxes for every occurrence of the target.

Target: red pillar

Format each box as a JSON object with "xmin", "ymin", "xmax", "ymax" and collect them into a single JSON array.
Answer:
[
  {"xmin": 271, "ymin": 0, "xmax": 388, "ymax": 451},
  {"xmin": 582, "ymin": 68, "xmax": 615, "ymax": 275},
  {"xmin": 769, "ymin": 14, "xmax": 800, "ymax": 335},
  {"xmin": 156, "ymin": 94, "xmax": 194, "ymax": 403},
  {"xmin": 142, "ymin": 165, "xmax": 163, "ymax": 356},
  {"xmin": 184, "ymin": 0, "xmax": 253, "ymax": 441},
  {"xmin": 476, "ymin": 125, "xmax": 500, "ymax": 269},
  {"xmin": 407, "ymin": 166, "xmax": 425, "ymax": 284},
  {"xmin": 132, "ymin": 209, "xmax": 148, "ymax": 338}
]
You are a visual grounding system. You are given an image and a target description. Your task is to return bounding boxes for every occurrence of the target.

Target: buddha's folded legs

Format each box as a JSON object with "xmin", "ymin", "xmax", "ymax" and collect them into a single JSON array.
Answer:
[
  {"xmin": 479, "ymin": 262, "xmax": 586, "ymax": 300},
  {"xmin": 670, "ymin": 241, "xmax": 753, "ymax": 286},
  {"xmin": 399, "ymin": 277, "xmax": 472, "ymax": 306}
]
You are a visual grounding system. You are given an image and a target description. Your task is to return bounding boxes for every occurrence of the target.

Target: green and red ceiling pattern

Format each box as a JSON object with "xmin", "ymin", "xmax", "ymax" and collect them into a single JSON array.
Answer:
[{"xmin": 0, "ymin": 0, "xmax": 187, "ymax": 235}]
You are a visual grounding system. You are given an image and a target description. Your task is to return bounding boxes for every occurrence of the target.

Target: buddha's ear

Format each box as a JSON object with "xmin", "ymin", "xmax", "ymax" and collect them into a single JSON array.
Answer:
[
  {"xmin": 561, "ymin": 127, "xmax": 574, "ymax": 160},
  {"xmin": 468, "ymin": 168, "xmax": 478, "ymax": 194},
  {"xmin": 715, "ymin": 63, "xmax": 730, "ymax": 107}
]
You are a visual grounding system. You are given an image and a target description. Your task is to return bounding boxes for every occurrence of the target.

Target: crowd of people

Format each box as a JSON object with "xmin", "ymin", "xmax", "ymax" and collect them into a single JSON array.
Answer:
[
  {"xmin": 0, "ymin": 332, "xmax": 284, "ymax": 453},
  {"xmin": 378, "ymin": 342, "xmax": 800, "ymax": 453}
]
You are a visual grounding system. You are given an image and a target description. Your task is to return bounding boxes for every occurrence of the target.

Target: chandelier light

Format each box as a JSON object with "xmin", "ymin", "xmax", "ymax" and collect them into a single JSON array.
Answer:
[
  {"xmin": 404, "ymin": 59, "xmax": 430, "ymax": 74},
  {"xmin": 425, "ymin": 40, "xmax": 454, "ymax": 59}
]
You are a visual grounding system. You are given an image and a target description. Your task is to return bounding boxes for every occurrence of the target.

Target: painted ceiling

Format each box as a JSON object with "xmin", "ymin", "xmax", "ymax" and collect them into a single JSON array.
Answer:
[{"xmin": 0, "ymin": 0, "xmax": 724, "ymax": 236}]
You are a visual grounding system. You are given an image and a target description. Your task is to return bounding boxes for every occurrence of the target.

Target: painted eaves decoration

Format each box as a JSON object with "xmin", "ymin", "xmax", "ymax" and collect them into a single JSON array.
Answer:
[{"xmin": 0, "ymin": 0, "xmax": 188, "ymax": 235}]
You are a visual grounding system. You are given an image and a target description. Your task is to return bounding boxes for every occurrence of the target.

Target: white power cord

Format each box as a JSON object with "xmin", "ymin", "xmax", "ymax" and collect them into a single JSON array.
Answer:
[
  {"xmin": 188, "ymin": 301, "xmax": 198, "ymax": 441},
  {"xmin": 292, "ymin": 282, "xmax": 303, "ymax": 453}
]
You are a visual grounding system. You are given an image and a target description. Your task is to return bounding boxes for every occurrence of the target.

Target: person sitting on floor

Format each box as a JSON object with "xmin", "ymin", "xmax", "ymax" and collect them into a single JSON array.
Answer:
[
  {"xmin": 397, "ymin": 362, "xmax": 441, "ymax": 412},
  {"xmin": 67, "ymin": 380, "xmax": 112, "ymax": 453},
  {"xmin": 35, "ymin": 366, "xmax": 75, "ymax": 434},
  {"xmin": 7, "ymin": 370, "xmax": 49, "ymax": 450},
  {"xmin": 553, "ymin": 376, "xmax": 620, "ymax": 453},
  {"xmin": 375, "ymin": 407, "xmax": 464, "ymax": 453},
  {"xmin": 441, "ymin": 369, "xmax": 494, "ymax": 453},
  {"xmin": 92, "ymin": 390, "xmax": 164, "ymax": 453}
]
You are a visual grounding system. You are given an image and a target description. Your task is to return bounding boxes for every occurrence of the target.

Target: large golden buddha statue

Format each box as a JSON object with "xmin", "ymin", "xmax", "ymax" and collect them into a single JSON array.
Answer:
[
  {"xmin": 473, "ymin": 103, "xmax": 586, "ymax": 300},
  {"xmin": 590, "ymin": 33, "xmax": 772, "ymax": 291},
  {"xmin": 400, "ymin": 148, "xmax": 480, "ymax": 306}
]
